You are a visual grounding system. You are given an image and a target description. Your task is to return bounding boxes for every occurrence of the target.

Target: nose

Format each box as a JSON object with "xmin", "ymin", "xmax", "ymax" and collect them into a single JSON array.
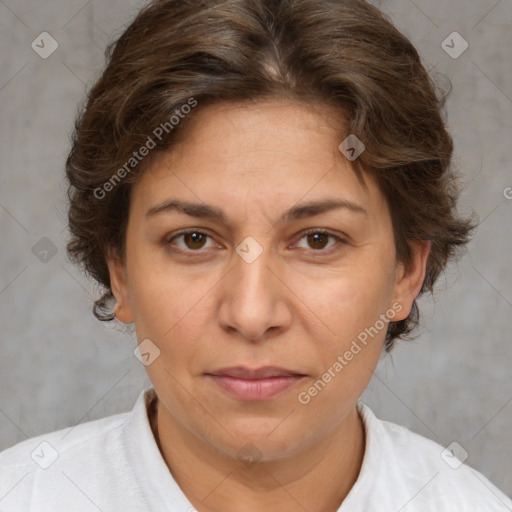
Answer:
[{"xmin": 217, "ymin": 240, "xmax": 292, "ymax": 342}]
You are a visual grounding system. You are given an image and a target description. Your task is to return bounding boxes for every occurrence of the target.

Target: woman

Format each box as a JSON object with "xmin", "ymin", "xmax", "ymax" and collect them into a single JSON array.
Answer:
[{"xmin": 1, "ymin": 0, "xmax": 511, "ymax": 510}]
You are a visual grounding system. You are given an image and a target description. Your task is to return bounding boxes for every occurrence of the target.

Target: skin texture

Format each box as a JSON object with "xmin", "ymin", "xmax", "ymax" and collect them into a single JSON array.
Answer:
[{"xmin": 107, "ymin": 99, "xmax": 430, "ymax": 512}]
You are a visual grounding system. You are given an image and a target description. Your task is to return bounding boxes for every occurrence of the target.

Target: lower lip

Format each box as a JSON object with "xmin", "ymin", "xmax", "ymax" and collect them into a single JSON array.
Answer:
[{"xmin": 208, "ymin": 375, "xmax": 305, "ymax": 401}]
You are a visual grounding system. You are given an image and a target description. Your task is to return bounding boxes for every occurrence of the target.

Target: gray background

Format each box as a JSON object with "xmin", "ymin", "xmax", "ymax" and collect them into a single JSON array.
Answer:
[{"xmin": 1, "ymin": 0, "xmax": 511, "ymax": 499}]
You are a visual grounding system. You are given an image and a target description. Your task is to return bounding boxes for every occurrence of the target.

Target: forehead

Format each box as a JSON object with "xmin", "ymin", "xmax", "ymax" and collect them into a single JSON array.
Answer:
[
  {"xmin": 130, "ymin": 99, "xmax": 387, "ymax": 222},
  {"xmin": 169, "ymin": 99, "xmax": 348, "ymax": 157}
]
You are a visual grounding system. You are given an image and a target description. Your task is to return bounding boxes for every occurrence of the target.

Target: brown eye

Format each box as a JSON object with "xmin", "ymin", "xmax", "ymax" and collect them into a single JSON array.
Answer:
[
  {"xmin": 167, "ymin": 230, "xmax": 214, "ymax": 252},
  {"xmin": 182, "ymin": 231, "xmax": 207, "ymax": 250},
  {"xmin": 295, "ymin": 230, "xmax": 341, "ymax": 252},
  {"xmin": 306, "ymin": 232, "xmax": 330, "ymax": 250}
]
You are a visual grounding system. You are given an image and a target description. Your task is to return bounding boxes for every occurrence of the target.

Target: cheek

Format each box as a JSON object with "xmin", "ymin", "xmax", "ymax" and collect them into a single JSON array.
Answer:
[
  {"xmin": 335, "ymin": 276, "xmax": 392, "ymax": 329},
  {"xmin": 125, "ymin": 241, "xmax": 188, "ymax": 333},
  {"xmin": 128, "ymin": 261, "xmax": 216, "ymax": 367},
  {"xmin": 315, "ymin": 261, "xmax": 395, "ymax": 336},
  {"xmin": 297, "ymin": 255, "xmax": 396, "ymax": 383},
  {"xmin": 296, "ymin": 276, "xmax": 391, "ymax": 418}
]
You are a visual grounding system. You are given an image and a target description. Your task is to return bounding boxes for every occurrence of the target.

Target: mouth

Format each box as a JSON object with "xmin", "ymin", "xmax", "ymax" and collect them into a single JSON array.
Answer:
[{"xmin": 205, "ymin": 366, "xmax": 307, "ymax": 401}]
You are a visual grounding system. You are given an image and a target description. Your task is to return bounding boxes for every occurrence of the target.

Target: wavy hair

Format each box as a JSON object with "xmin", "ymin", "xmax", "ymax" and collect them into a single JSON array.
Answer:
[{"xmin": 65, "ymin": 0, "xmax": 476, "ymax": 351}]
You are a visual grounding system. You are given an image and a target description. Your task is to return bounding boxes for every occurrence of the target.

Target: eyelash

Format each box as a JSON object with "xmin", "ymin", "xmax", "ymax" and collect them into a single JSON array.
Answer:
[{"xmin": 165, "ymin": 228, "xmax": 346, "ymax": 256}]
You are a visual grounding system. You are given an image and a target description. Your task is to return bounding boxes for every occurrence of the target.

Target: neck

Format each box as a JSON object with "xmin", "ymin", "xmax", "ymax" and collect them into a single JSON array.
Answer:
[{"xmin": 149, "ymin": 397, "xmax": 365, "ymax": 512}]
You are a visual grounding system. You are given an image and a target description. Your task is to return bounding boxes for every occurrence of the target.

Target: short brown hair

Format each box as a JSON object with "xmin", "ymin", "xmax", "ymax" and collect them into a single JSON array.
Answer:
[{"xmin": 65, "ymin": 0, "xmax": 476, "ymax": 352}]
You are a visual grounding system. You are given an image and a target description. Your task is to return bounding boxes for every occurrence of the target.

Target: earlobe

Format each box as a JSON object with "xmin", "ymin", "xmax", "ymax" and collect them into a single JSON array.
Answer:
[
  {"xmin": 106, "ymin": 252, "xmax": 134, "ymax": 324},
  {"xmin": 392, "ymin": 240, "xmax": 431, "ymax": 322}
]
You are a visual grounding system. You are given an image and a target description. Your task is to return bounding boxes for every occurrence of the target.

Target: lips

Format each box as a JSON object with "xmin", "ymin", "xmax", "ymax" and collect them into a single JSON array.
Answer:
[
  {"xmin": 206, "ymin": 366, "xmax": 307, "ymax": 401},
  {"xmin": 208, "ymin": 366, "xmax": 306, "ymax": 379}
]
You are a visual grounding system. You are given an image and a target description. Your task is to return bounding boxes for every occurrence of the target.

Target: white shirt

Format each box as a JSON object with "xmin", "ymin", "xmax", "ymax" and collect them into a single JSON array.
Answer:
[{"xmin": 1, "ymin": 388, "xmax": 511, "ymax": 511}]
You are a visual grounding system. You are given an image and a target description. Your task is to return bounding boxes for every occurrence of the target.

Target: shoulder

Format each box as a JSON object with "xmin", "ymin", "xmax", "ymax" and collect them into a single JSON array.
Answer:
[
  {"xmin": 0, "ymin": 391, "xmax": 151, "ymax": 511},
  {"xmin": 0, "ymin": 411, "xmax": 128, "ymax": 470},
  {"xmin": 352, "ymin": 402, "xmax": 512, "ymax": 511}
]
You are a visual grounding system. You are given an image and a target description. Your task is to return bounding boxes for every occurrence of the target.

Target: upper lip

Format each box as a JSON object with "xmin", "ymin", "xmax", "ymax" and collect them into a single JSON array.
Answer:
[{"xmin": 207, "ymin": 366, "xmax": 306, "ymax": 379}]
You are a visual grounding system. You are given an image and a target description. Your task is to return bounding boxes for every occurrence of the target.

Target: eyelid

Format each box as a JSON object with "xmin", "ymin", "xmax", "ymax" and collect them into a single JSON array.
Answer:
[
  {"xmin": 291, "ymin": 228, "xmax": 347, "ymax": 253},
  {"xmin": 165, "ymin": 227, "xmax": 347, "ymax": 254},
  {"xmin": 165, "ymin": 228, "xmax": 218, "ymax": 250},
  {"xmin": 295, "ymin": 227, "xmax": 347, "ymax": 242},
  {"xmin": 165, "ymin": 228, "xmax": 208, "ymax": 242}
]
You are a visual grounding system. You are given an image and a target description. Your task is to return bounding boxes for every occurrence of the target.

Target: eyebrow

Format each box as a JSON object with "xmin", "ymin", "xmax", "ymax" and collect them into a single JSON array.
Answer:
[{"xmin": 145, "ymin": 198, "xmax": 368, "ymax": 225}]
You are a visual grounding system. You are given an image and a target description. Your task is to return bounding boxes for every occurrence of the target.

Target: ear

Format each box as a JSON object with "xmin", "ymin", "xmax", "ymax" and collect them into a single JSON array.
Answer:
[
  {"xmin": 106, "ymin": 250, "xmax": 134, "ymax": 324},
  {"xmin": 391, "ymin": 240, "xmax": 431, "ymax": 322}
]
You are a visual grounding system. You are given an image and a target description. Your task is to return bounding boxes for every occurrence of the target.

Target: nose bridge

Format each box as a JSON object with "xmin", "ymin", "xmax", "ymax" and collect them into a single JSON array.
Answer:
[
  {"xmin": 235, "ymin": 237, "xmax": 272, "ymax": 295},
  {"xmin": 218, "ymin": 235, "xmax": 289, "ymax": 340}
]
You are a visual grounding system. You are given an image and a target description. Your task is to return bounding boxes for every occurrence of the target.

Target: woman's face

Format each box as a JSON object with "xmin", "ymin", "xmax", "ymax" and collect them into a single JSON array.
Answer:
[{"xmin": 108, "ymin": 99, "xmax": 429, "ymax": 462}]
